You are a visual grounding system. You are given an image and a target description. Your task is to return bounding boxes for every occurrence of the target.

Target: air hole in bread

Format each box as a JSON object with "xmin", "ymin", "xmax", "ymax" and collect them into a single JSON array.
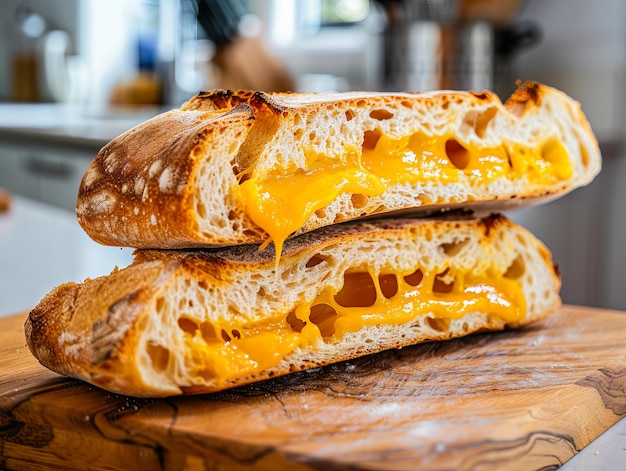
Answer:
[
  {"xmin": 433, "ymin": 270, "xmax": 454, "ymax": 293},
  {"xmin": 197, "ymin": 203, "xmax": 207, "ymax": 219},
  {"xmin": 379, "ymin": 273, "xmax": 398, "ymax": 298},
  {"xmin": 315, "ymin": 208, "xmax": 327, "ymax": 219},
  {"xmin": 147, "ymin": 343, "xmax": 170, "ymax": 372},
  {"xmin": 231, "ymin": 166, "xmax": 240, "ymax": 179},
  {"xmin": 178, "ymin": 316, "xmax": 199, "ymax": 335},
  {"xmin": 463, "ymin": 107, "xmax": 497, "ymax": 138},
  {"xmin": 426, "ymin": 316, "xmax": 451, "ymax": 332},
  {"xmin": 345, "ymin": 109, "xmax": 355, "ymax": 121},
  {"xmin": 294, "ymin": 128, "xmax": 303, "ymax": 139},
  {"xmin": 306, "ymin": 254, "xmax": 326, "ymax": 268},
  {"xmin": 441, "ymin": 238, "xmax": 470, "ymax": 256},
  {"xmin": 505, "ymin": 148, "xmax": 513, "ymax": 168},
  {"xmin": 541, "ymin": 137, "xmax": 564, "ymax": 166},
  {"xmin": 580, "ymin": 143, "xmax": 590, "ymax": 168},
  {"xmin": 200, "ymin": 322, "xmax": 219, "ymax": 342},
  {"xmin": 356, "ymin": 99, "xmax": 367, "ymax": 108},
  {"xmin": 515, "ymin": 234, "xmax": 527, "ymax": 247},
  {"xmin": 198, "ymin": 280, "xmax": 209, "ymax": 290},
  {"xmin": 155, "ymin": 296, "xmax": 165, "ymax": 313},
  {"xmin": 404, "ymin": 268, "xmax": 424, "ymax": 286},
  {"xmin": 362, "ymin": 129, "xmax": 382, "ymax": 151},
  {"xmin": 228, "ymin": 141, "xmax": 239, "ymax": 155},
  {"xmin": 286, "ymin": 310, "xmax": 306, "ymax": 333},
  {"xmin": 369, "ymin": 109, "xmax": 394, "ymax": 120},
  {"xmin": 400, "ymin": 100, "xmax": 412, "ymax": 109},
  {"xmin": 351, "ymin": 193, "xmax": 368, "ymax": 209},
  {"xmin": 445, "ymin": 139, "xmax": 470, "ymax": 170},
  {"xmin": 335, "ymin": 271, "xmax": 377, "ymax": 307},
  {"xmin": 309, "ymin": 131, "xmax": 316, "ymax": 141},
  {"xmin": 504, "ymin": 255, "xmax": 526, "ymax": 279},
  {"xmin": 309, "ymin": 304, "xmax": 338, "ymax": 337}
]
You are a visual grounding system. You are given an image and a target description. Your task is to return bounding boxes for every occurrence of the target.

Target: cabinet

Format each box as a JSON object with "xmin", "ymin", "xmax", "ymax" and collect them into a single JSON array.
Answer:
[{"xmin": 0, "ymin": 143, "xmax": 95, "ymax": 211}]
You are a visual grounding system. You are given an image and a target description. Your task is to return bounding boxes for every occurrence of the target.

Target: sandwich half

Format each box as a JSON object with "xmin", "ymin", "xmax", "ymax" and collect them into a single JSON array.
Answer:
[
  {"xmin": 76, "ymin": 81, "xmax": 600, "ymax": 259},
  {"xmin": 26, "ymin": 214, "xmax": 561, "ymax": 397}
]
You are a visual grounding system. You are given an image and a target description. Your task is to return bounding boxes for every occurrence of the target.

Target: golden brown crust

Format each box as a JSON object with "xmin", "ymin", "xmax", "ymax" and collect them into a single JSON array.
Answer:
[{"xmin": 76, "ymin": 105, "xmax": 255, "ymax": 247}]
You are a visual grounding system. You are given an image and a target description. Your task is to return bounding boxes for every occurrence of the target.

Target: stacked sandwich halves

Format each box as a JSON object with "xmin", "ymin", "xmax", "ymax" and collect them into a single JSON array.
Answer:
[{"xmin": 26, "ymin": 82, "xmax": 601, "ymax": 397}]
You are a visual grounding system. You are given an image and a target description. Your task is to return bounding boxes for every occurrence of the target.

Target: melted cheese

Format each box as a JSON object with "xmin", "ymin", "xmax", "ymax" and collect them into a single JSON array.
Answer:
[
  {"xmin": 237, "ymin": 153, "xmax": 384, "ymax": 257},
  {"xmin": 236, "ymin": 131, "xmax": 571, "ymax": 258},
  {"xmin": 181, "ymin": 265, "xmax": 526, "ymax": 384}
]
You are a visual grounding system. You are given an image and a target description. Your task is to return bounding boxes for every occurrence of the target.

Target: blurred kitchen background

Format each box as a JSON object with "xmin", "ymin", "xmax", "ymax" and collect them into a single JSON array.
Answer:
[{"xmin": 0, "ymin": 0, "xmax": 625, "ymax": 314}]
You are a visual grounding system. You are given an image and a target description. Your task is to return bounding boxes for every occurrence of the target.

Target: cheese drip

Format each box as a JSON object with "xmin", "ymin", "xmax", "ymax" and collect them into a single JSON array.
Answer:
[
  {"xmin": 175, "ymin": 264, "xmax": 526, "ymax": 385},
  {"xmin": 236, "ymin": 131, "xmax": 571, "ymax": 259}
]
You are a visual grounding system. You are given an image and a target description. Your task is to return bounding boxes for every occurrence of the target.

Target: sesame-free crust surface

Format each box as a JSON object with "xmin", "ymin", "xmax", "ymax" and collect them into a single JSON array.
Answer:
[
  {"xmin": 76, "ymin": 82, "xmax": 601, "ymax": 250},
  {"xmin": 2, "ymin": 305, "xmax": 626, "ymax": 470}
]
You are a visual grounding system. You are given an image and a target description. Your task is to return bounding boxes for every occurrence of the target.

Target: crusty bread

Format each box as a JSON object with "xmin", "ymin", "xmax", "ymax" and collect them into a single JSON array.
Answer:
[
  {"xmin": 26, "ymin": 214, "xmax": 561, "ymax": 397},
  {"xmin": 76, "ymin": 81, "xmax": 600, "ymax": 251}
]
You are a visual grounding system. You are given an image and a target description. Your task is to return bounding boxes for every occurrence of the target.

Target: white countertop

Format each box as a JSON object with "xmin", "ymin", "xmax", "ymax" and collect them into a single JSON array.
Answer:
[
  {"xmin": 0, "ymin": 103, "xmax": 165, "ymax": 148},
  {"xmin": 0, "ymin": 195, "xmax": 133, "ymax": 316}
]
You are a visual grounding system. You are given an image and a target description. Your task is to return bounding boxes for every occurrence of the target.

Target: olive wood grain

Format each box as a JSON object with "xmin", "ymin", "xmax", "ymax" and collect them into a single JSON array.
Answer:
[{"xmin": 1, "ymin": 305, "xmax": 626, "ymax": 470}]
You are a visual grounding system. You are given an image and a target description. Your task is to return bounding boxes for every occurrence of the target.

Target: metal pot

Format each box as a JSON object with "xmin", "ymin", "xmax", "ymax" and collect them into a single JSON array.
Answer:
[{"xmin": 388, "ymin": 19, "xmax": 540, "ymax": 96}]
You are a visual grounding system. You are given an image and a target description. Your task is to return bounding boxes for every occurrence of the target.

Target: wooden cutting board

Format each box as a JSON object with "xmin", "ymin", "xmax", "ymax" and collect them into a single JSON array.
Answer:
[{"xmin": 1, "ymin": 305, "xmax": 625, "ymax": 471}]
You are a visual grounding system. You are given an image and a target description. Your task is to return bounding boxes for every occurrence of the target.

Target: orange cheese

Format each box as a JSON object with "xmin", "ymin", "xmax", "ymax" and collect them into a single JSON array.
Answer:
[
  {"xmin": 236, "ymin": 153, "xmax": 384, "ymax": 257},
  {"xmin": 180, "ymin": 264, "xmax": 526, "ymax": 384},
  {"xmin": 236, "ymin": 131, "xmax": 571, "ymax": 258}
]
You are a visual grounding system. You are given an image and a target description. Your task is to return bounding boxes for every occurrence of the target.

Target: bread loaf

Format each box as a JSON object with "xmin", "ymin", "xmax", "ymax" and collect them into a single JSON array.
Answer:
[
  {"xmin": 76, "ymin": 82, "xmax": 600, "ymax": 257},
  {"xmin": 26, "ymin": 214, "xmax": 561, "ymax": 397}
]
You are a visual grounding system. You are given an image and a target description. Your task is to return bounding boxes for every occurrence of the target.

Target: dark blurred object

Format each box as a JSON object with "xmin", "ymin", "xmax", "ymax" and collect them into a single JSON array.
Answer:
[
  {"xmin": 382, "ymin": 0, "xmax": 540, "ymax": 96},
  {"xmin": 10, "ymin": 6, "xmax": 48, "ymax": 102},
  {"xmin": 194, "ymin": 0, "xmax": 294, "ymax": 92},
  {"xmin": 0, "ymin": 188, "xmax": 11, "ymax": 214},
  {"xmin": 458, "ymin": 0, "xmax": 525, "ymax": 25},
  {"xmin": 195, "ymin": 0, "xmax": 245, "ymax": 46}
]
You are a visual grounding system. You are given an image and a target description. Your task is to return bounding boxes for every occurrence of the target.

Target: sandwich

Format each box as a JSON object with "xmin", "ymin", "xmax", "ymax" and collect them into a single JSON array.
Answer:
[
  {"xmin": 25, "ymin": 81, "xmax": 599, "ymax": 397},
  {"xmin": 76, "ymin": 81, "xmax": 600, "ymax": 260},
  {"xmin": 26, "ymin": 214, "xmax": 560, "ymax": 397}
]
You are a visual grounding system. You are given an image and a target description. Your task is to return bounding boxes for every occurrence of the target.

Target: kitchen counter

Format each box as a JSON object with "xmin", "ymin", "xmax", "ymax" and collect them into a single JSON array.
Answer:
[
  {"xmin": 0, "ymin": 103, "xmax": 167, "ymax": 213},
  {"xmin": 0, "ymin": 195, "xmax": 133, "ymax": 316},
  {"xmin": 0, "ymin": 103, "xmax": 165, "ymax": 148}
]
